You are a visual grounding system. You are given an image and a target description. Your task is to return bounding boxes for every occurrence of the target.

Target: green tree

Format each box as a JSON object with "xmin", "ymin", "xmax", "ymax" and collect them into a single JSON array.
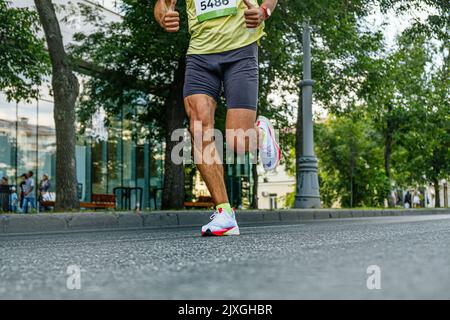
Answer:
[
  {"xmin": 356, "ymin": 34, "xmax": 430, "ymax": 204},
  {"xmin": 35, "ymin": 0, "xmax": 80, "ymax": 210},
  {"xmin": 397, "ymin": 43, "xmax": 449, "ymax": 207},
  {"xmin": 379, "ymin": 0, "xmax": 449, "ymax": 42},
  {"xmin": 0, "ymin": 0, "xmax": 49, "ymax": 101},
  {"xmin": 315, "ymin": 114, "xmax": 390, "ymax": 208}
]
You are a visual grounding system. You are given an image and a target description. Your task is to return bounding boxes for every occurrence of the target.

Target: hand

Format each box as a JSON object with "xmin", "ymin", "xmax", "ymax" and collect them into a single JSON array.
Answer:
[
  {"xmin": 243, "ymin": 0, "xmax": 264, "ymax": 28},
  {"xmin": 162, "ymin": 0, "xmax": 179, "ymax": 33}
]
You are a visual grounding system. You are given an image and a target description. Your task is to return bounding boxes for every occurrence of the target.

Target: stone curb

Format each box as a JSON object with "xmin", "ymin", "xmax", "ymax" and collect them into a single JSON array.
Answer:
[{"xmin": 0, "ymin": 208, "xmax": 449, "ymax": 236}]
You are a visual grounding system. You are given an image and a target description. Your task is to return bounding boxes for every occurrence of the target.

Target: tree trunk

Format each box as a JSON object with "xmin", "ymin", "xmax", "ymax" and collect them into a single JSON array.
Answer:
[
  {"xmin": 35, "ymin": 0, "xmax": 80, "ymax": 211},
  {"xmin": 161, "ymin": 58, "xmax": 187, "ymax": 209},
  {"xmin": 434, "ymin": 180, "xmax": 441, "ymax": 208}
]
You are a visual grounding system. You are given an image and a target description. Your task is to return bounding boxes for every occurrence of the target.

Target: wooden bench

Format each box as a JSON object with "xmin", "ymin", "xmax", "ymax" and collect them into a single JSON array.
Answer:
[
  {"xmin": 184, "ymin": 196, "xmax": 214, "ymax": 209},
  {"xmin": 42, "ymin": 194, "xmax": 116, "ymax": 210},
  {"xmin": 82, "ymin": 194, "xmax": 116, "ymax": 209}
]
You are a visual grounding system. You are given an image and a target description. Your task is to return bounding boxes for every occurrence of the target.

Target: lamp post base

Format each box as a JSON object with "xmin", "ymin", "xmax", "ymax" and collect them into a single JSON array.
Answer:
[{"xmin": 295, "ymin": 156, "xmax": 321, "ymax": 209}]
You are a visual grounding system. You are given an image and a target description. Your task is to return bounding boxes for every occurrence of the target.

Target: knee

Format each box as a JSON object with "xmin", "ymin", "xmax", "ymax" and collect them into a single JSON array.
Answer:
[
  {"xmin": 189, "ymin": 109, "xmax": 214, "ymax": 132},
  {"xmin": 185, "ymin": 96, "xmax": 215, "ymax": 134}
]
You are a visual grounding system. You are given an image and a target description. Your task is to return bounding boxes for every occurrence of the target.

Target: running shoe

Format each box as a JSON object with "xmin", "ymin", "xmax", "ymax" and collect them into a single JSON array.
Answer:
[
  {"xmin": 257, "ymin": 116, "xmax": 281, "ymax": 171},
  {"xmin": 201, "ymin": 208, "xmax": 240, "ymax": 237}
]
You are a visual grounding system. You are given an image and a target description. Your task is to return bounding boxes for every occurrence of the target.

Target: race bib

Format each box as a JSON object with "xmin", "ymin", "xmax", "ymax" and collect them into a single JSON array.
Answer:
[{"xmin": 194, "ymin": 0, "xmax": 237, "ymax": 22}]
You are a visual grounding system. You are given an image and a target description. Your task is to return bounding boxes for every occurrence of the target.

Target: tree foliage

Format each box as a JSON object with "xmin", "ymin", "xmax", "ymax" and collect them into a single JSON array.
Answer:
[
  {"xmin": 0, "ymin": 0, "xmax": 50, "ymax": 101},
  {"xmin": 316, "ymin": 115, "xmax": 390, "ymax": 208},
  {"xmin": 313, "ymin": 16, "xmax": 449, "ymax": 208},
  {"xmin": 396, "ymin": 42, "xmax": 449, "ymax": 205}
]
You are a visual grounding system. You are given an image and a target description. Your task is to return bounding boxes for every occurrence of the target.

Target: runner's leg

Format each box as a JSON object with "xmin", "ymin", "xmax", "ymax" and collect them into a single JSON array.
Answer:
[
  {"xmin": 226, "ymin": 108, "xmax": 258, "ymax": 154},
  {"xmin": 223, "ymin": 42, "xmax": 280, "ymax": 171},
  {"xmin": 184, "ymin": 94, "xmax": 229, "ymax": 206}
]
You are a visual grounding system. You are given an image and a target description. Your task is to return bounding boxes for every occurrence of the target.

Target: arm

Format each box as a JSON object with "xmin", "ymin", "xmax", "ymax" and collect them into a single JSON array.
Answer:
[
  {"xmin": 261, "ymin": 0, "xmax": 278, "ymax": 15},
  {"xmin": 154, "ymin": 0, "xmax": 180, "ymax": 33},
  {"xmin": 243, "ymin": 0, "xmax": 278, "ymax": 28},
  {"xmin": 27, "ymin": 180, "xmax": 35, "ymax": 196},
  {"xmin": 154, "ymin": 0, "xmax": 167, "ymax": 26}
]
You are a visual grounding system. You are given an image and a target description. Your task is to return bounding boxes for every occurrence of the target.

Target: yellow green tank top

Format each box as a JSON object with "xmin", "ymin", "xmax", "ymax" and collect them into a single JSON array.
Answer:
[{"xmin": 186, "ymin": 0, "xmax": 265, "ymax": 55}]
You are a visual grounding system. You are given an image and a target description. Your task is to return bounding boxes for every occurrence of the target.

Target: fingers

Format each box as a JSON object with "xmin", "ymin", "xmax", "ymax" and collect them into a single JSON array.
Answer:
[
  {"xmin": 165, "ymin": 10, "xmax": 179, "ymax": 18},
  {"xmin": 243, "ymin": 0, "xmax": 255, "ymax": 9},
  {"xmin": 244, "ymin": 8, "xmax": 262, "ymax": 28},
  {"xmin": 164, "ymin": 10, "xmax": 179, "ymax": 32},
  {"xmin": 164, "ymin": 23, "xmax": 180, "ymax": 32},
  {"xmin": 245, "ymin": 21, "xmax": 260, "ymax": 28},
  {"xmin": 169, "ymin": 0, "xmax": 177, "ymax": 11}
]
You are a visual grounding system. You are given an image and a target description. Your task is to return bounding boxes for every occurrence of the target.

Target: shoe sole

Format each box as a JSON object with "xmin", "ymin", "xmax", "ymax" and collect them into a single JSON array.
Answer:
[
  {"xmin": 202, "ymin": 226, "xmax": 240, "ymax": 237},
  {"xmin": 258, "ymin": 116, "xmax": 281, "ymax": 171}
]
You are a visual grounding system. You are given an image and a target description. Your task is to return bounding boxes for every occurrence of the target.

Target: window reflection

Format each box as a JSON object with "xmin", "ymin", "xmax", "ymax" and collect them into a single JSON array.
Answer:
[
  {"xmin": 0, "ymin": 95, "xmax": 17, "ymax": 183},
  {"xmin": 76, "ymin": 143, "xmax": 88, "ymax": 201},
  {"xmin": 149, "ymin": 142, "xmax": 164, "ymax": 210},
  {"xmin": 122, "ymin": 108, "xmax": 134, "ymax": 189},
  {"xmin": 91, "ymin": 141, "xmax": 107, "ymax": 194},
  {"xmin": 17, "ymin": 100, "xmax": 38, "ymax": 195},
  {"xmin": 107, "ymin": 118, "xmax": 123, "ymax": 194},
  {"xmin": 0, "ymin": 92, "xmax": 167, "ymax": 210},
  {"xmin": 37, "ymin": 100, "xmax": 56, "ymax": 191}
]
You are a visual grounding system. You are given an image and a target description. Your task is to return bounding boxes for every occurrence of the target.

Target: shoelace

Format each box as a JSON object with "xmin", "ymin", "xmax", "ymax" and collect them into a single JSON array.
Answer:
[
  {"xmin": 210, "ymin": 210, "xmax": 234, "ymax": 221},
  {"xmin": 210, "ymin": 212, "xmax": 218, "ymax": 220}
]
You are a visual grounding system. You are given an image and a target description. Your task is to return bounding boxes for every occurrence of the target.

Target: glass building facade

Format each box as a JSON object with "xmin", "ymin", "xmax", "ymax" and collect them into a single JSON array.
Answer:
[
  {"xmin": 225, "ymin": 158, "xmax": 254, "ymax": 209},
  {"xmin": 0, "ymin": 93, "xmax": 165, "ymax": 211},
  {"xmin": 0, "ymin": 95, "xmax": 56, "ymax": 190}
]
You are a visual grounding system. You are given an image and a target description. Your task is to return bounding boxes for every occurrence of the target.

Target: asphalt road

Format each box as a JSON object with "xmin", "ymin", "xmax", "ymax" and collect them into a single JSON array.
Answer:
[{"xmin": 1, "ymin": 215, "xmax": 450, "ymax": 299}]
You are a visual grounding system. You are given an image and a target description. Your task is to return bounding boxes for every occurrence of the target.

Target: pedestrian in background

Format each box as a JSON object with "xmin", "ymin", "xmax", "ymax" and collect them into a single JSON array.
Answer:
[
  {"xmin": 18, "ymin": 173, "xmax": 27, "ymax": 211},
  {"xmin": 9, "ymin": 186, "xmax": 18, "ymax": 212},
  {"xmin": 39, "ymin": 174, "xmax": 51, "ymax": 194},
  {"xmin": 22, "ymin": 171, "xmax": 36, "ymax": 214},
  {"xmin": 38, "ymin": 174, "xmax": 51, "ymax": 211},
  {"xmin": 0, "ymin": 176, "xmax": 9, "ymax": 211},
  {"xmin": 405, "ymin": 191, "xmax": 412, "ymax": 209},
  {"xmin": 413, "ymin": 191, "xmax": 421, "ymax": 208}
]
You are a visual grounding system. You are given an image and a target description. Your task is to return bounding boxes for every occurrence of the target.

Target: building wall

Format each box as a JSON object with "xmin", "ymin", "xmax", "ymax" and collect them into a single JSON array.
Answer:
[
  {"xmin": 425, "ymin": 181, "xmax": 450, "ymax": 208},
  {"xmin": 257, "ymin": 164, "xmax": 295, "ymax": 209}
]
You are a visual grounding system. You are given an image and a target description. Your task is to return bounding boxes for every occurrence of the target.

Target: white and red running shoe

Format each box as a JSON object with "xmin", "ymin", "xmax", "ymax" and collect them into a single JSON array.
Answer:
[
  {"xmin": 257, "ymin": 116, "xmax": 281, "ymax": 172},
  {"xmin": 201, "ymin": 208, "xmax": 240, "ymax": 237}
]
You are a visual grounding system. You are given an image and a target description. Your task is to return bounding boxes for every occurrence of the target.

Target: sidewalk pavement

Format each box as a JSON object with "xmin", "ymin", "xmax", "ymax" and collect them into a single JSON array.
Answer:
[{"xmin": 1, "ymin": 208, "xmax": 449, "ymax": 236}]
